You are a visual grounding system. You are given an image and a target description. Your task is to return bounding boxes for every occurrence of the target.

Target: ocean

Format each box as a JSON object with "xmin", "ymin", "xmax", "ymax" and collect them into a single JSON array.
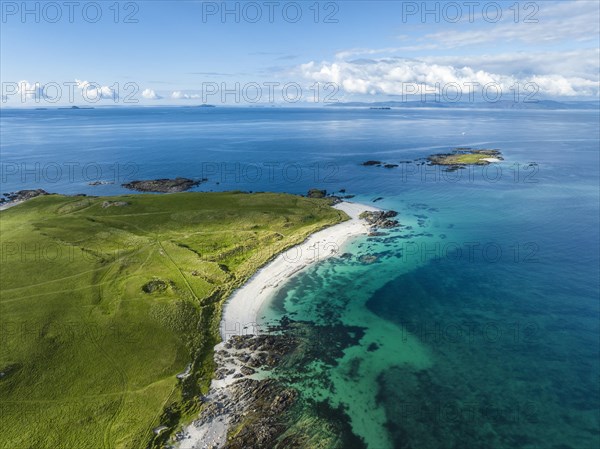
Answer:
[{"xmin": 1, "ymin": 106, "xmax": 598, "ymax": 448}]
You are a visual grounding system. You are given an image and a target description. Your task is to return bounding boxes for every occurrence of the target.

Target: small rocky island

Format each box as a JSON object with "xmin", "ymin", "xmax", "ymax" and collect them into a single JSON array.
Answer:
[
  {"xmin": 427, "ymin": 148, "xmax": 503, "ymax": 166},
  {"xmin": 361, "ymin": 148, "xmax": 504, "ymax": 172},
  {"xmin": 122, "ymin": 177, "xmax": 206, "ymax": 193}
]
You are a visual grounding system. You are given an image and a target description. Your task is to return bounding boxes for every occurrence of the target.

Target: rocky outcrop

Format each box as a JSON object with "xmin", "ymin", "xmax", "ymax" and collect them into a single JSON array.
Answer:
[
  {"xmin": 174, "ymin": 333, "xmax": 303, "ymax": 449},
  {"xmin": 225, "ymin": 379, "xmax": 299, "ymax": 449},
  {"xmin": 306, "ymin": 188, "xmax": 326, "ymax": 198},
  {"xmin": 359, "ymin": 210, "xmax": 400, "ymax": 229},
  {"xmin": 1, "ymin": 189, "xmax": 50, "ymax": 204},
  {"xmin": 89, "ymin": 180, "xmax": 114, "ymax": 186}
]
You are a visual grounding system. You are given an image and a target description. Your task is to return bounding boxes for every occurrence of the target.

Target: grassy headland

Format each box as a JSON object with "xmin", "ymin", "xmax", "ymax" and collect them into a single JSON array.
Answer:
[{"xmin": 0, "ymin": 192, "xmax": 346, "ymax": 449}]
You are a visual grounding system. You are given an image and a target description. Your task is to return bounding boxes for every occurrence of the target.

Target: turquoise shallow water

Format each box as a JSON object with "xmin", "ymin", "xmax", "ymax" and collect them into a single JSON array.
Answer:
[{"xmin": 2, "ymin": 106, "xmax": 599, "ymax": 448}]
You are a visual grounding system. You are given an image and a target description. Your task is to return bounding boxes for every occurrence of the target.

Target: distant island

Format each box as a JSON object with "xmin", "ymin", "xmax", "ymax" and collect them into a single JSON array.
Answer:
[
  {"xmin": 427, "ymin": 148, "xmax": 503, "ymax": 166},
  {"xmin": 329, "ymin": 100, "xmax": 599, "ymax": 110},
  {"xmin": 361, "ymin": 148, "xmax": 505, "ymax": 173},
  {"xmin": 58, "ymin": 105, "xmax": 94, "ymax": 110},
  {"xmin": 122, "ymin": 177, "xmax": 207, "ymax": 193}
]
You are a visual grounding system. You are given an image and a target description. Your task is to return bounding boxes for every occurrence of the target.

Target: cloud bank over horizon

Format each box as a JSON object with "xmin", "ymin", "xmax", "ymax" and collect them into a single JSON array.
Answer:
[{"xmin": 295, "ymin": 51, "xmax": 599, "ymax": 99}]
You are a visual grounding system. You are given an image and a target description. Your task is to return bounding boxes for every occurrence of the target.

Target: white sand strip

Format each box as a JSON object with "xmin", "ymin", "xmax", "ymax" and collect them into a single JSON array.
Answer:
[
  {"xmin": 220, "ymin": 201, "xmax": 378, "ymax": 340},
  {"xmin": 0, "ymin": 200, "xmax": 22, "ymax": 211}
]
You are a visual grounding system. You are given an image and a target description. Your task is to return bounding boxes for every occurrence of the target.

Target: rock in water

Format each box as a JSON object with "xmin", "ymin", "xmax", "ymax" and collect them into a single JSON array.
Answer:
[{"xmin": 122, "ymin": 177, "xmax": 205, "ymax": 193}]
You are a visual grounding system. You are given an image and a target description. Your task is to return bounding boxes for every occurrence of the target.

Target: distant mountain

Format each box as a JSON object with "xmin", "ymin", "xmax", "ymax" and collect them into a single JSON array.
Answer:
[{"xmin": 326, "ymin": 100, "xmax": 599, "ymax": 110}]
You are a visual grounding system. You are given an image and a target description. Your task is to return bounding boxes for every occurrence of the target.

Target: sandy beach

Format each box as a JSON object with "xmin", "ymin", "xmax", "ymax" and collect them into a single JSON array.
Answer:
[{"xmin": 219, "ymin": 201, "xmax": 379, "ymax": 340}]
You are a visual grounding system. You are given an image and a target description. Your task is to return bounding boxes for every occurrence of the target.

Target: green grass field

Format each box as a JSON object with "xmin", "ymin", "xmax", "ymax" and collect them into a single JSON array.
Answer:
[
  {"xmin": 441, "ymin": 153, "xmax": 494, "ymax": 164},
  {"xmin": 0, "ymin": 192, "xmax": 346, "ymax": 449},
  {"xmin": 428, "ymin": 151, "xmax": 500, "ymax": 166}
]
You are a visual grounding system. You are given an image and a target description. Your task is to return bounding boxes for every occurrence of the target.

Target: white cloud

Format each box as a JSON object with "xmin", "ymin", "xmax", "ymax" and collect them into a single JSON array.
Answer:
[
  {"xmin": 171, "ymin": 91, "xmax": 201, "ymax": 100},
  {"xmin": 319, "ymin": 3, "xmax": 599, "ymax": 100},
  {"xmin": 142, "ymin": 88, "xmax": 161, "ymax": 100},
  {"xmin": 528, "ymin": 75, "xmax": 598, "ymax": 97},
  {"xmin": 423, "ymin": 49, "xmax": 600, "ymax": 80},
  {"xmin": 7, "ymin": 81, "xmax": 49, "ymax": 101},
  {"xmin": 334, "ymin": 3, "xmax": 599, "ymax": 58},
  {"xmin": 312, "ymin": 1, "xmax": 600, "ymax": 101},
  {"xmin": 75, "ymin": 79, "xmax": 117, "ymax": 101},
  {"xmin": 297, "ymin": 58, "xmax": 599, "ymax": 98},
  {"xmin": 1, "ymin": 80, "xmax": 120, "ymax": 103},
  {"xmin": 396, "ymin": 0, "xmax": 599, "ymax": 51}
]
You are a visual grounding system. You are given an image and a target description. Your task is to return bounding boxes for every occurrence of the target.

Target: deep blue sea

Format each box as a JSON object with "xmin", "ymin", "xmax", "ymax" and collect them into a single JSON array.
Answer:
[{"xmin": 1, "ymin": 106, "xmax": 599, "ymax": 448}]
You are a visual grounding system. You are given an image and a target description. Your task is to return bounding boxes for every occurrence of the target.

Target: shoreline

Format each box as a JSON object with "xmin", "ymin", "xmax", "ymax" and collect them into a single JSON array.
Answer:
[
  {"xmin": 175, "ymin": 201, "xmax": 380, "ymax": 448},
  {"xmin": 0, "ymin": 200, "xmax": 23, "ymax": 211},
  {"xmin": 219, "ymin": 201, "xmax": 380, "ymax": 341}
]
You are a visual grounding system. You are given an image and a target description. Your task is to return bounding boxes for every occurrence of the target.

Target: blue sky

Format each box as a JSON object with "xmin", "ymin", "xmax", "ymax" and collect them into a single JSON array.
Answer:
[{"xmin": 1, "ymin": 0, "xmax": 599, "ymax": 105}]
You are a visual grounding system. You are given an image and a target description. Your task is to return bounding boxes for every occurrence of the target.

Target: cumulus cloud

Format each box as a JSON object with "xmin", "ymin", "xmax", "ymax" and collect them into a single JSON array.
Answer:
[
  {"xmin": 142, "ymin": 88, "xmax": 161, "ymax": 100},
  {"xmin": 528, "ymin": 75, "xmax": 599, "ymax": 97},
  {"xmin": 75, "ymin": 79, "xmax": 118, "ymax": 101},
  {"xmin": 2, "ymin": 81, "xmax": 66, "ymax": 102},
  {"xmin": 171, "ymin": 91, "xmax": 201, "ymax": 99},
  {"xmin": 421, "ymin": 49, "xmax": 600, "ymax": 80},
  {"xmin": 14, "ymin": 80, "xmax": 47, "ymax": 100},
  {"xmin": 327, "ymin": 1, "xmax": 600, "ymax": 98},
  {"xmin": 305, "ymin": 3, "xmax": 599, "ymax": 100},
  {"xmin": 1, "ymin": 80, "xmax": 122, "ymax": 103},
  {"xmin": 299, "ymin": 59, "xmax": 506, "ymax": 95},
  {"xmin": 296, "ymin": 58, "xmax": 599, "ymax": 98}
]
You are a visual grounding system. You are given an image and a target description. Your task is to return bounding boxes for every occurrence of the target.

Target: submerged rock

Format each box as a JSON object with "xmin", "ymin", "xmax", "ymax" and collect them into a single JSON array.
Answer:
[
  {"xmin": 359, "ymin": 254, "xmax": 378, "ymax": 264},
  {"xmin": 89, "ymin": 180, "xmax": 114, "ymax": 186}
]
